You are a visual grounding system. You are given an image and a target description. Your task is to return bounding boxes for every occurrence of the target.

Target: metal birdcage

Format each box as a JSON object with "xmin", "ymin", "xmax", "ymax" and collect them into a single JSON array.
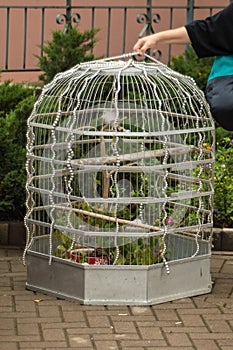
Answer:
[{"xmin": 25, "ymin": 53, "xmax": 215, "ymax": 305}]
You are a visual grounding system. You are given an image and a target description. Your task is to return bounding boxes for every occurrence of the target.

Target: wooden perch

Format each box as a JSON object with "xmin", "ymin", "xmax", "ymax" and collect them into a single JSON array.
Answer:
[
  {"xmin": 71, "ymin": 145, "xmax": 196, "ymax": 166},
  {"xmin": 53, "ymin": 205, "xmax": 161, "ymax": 232}
]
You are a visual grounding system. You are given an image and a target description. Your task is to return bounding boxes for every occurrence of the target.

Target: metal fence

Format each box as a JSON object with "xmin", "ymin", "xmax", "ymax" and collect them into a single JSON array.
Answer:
[{"xmin": 0, "ymin": 1, "xmax": 228, "ymax": 75}]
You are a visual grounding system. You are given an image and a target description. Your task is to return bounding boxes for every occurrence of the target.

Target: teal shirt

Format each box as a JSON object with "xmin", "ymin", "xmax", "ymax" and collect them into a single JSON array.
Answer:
[{"xmin": 208, "ymin": 55, "xmax": 233, "ymax": 81}]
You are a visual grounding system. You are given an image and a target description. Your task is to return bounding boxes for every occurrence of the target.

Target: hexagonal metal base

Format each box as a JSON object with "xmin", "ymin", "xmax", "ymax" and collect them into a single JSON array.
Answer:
[{"xmin": 26, "ymin": 235, "xmax": 212, "ymax": 305}]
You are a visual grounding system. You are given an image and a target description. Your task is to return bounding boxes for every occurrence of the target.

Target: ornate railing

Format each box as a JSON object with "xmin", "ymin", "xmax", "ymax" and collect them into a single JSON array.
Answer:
[{"xmin": 0, "ymin": 1, "xmax": 227, "ymax": 75}]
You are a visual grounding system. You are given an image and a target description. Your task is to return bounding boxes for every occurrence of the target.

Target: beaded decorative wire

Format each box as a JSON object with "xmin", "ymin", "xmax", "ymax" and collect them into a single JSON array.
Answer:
[{"xmin": 24, "ymin": 52, "xmax": 215, "ymax": 271}]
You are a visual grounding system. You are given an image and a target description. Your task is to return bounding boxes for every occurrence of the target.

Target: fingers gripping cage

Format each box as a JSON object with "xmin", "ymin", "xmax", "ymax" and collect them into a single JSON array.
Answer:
[{"xmin": 24, "ymin": 53, "xmax": 215, "ymax": 273}]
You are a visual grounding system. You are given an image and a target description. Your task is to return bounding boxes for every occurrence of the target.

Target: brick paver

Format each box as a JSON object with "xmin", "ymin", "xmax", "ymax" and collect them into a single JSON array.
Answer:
[{"xmin": 0, "ymin": 248, "xmax": 232, "ymax": 350}]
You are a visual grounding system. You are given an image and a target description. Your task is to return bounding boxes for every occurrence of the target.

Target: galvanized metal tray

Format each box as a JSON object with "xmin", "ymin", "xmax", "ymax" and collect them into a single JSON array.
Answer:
[{"xmin": 26, "ymin": 234, "xmax": 212, "ymax": 305}]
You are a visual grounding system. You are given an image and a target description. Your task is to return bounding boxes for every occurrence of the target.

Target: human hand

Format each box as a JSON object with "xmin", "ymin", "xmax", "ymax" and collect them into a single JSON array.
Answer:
[{"xmin": 133, "ymin": 34, "xmax": 157, "ymax": 56}]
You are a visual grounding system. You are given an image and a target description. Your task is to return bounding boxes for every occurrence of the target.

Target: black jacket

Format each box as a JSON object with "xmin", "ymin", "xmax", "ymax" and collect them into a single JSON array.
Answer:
[
  {"xmin": 186, "ymin": 4, "xmax": 233, "ymax": 130},
  {"xmin": 186, "ymin": 3, "xmax": 233, "ymax": 58}
]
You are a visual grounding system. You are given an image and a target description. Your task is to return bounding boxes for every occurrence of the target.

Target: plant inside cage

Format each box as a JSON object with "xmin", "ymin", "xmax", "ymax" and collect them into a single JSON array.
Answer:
[{"xmin": 53, "ymin": 230, "xmax": 168, "ymax": 265}]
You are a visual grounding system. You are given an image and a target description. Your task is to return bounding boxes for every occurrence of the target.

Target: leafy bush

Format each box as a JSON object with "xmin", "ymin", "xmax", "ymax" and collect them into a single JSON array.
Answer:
[
  {"xmin": 213, "ymin": 137, "xmax": 233, "ymax": 228},
  {"xmin": 215, "ymin": 126, "xmax": 233, "ymax": 142},
  {"xmin": 0, "ymin": 25, "xmax": 102, "ymax": 221},
  {"xmin": 0, "ymin": 81, "xmax": 34, "ymax": 118},
  {"xmin": 170, "ymin": 45, "xmax": 214, "ymax": 92},
  {"xmin": 37, "ymin": 26, "xmax": 101, "ymax": 84},
  {"xmin": 0, "ymin": 85, "xmax": 37, "ymax": 220}
]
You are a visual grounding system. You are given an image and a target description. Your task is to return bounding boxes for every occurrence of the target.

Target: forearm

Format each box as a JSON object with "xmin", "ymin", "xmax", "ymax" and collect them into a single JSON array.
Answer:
[
  {"xmin": 156, "ymin": 27, "xmax": 191, "ymax": 44},
  {"xmin": 133, "ymin": 27, "xmax": 191, "ymax": 55}
]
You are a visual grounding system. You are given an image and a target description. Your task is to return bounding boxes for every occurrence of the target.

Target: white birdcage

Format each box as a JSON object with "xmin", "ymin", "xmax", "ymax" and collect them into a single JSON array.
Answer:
[{"xmin": 25, "ymin": 53, "xmax": 215, "ymax": 305}]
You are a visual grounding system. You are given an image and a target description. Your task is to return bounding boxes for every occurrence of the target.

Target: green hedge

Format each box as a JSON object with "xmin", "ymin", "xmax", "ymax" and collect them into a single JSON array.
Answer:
[
  {"xmin": 0, "ymin": 25, "xmax": 101, "ymax": 220},
  {"xmin": 0, "ymin": 82, "xmax": 37, "ymax": 220}
]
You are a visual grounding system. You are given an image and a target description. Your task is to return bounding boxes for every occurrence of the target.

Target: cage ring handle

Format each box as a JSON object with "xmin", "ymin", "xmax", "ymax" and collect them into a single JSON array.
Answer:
[
  {"xmin": 132, "ymin": 51, "xmax": 162, "ymax": 62},
  {"xmin": 102, "ymin": 52, "xmax": 161, "ymax": 63},
  {"xmin": 81, "ymin": 52, "xmax": 161, "ymax": 65}
]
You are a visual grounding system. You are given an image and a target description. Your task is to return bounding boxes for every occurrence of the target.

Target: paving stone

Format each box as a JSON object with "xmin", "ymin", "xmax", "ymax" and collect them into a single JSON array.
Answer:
[
  {"xmin": 165, "ymin": 333, "xmax": 192, "ymax": 347},
  {"xmin": 16, "ymin": 317, "xmax": 63, "ymax": 324},
  {"xmin": 120, "ymin": 347, "xmax": 145, "ymax": 350},
  {"xmin": 0, "ymin": 318, "xmax": 15, "ymax": 331},
  {"xmin": 152, "ymin": 298, "xmax": 196, "ymax": 310},
  {"xmin": 68, "ymin": 334, "xmax": 93, "ymax": 348},
  {"xmin": 0, "ymin": 335, "xmax": 41, "ymax": 342},
  {"xmin": 38, "ymin": 305, "xmax": 61, "ymax": 318},
  {"xmin": 218, "ymin": 339, "xmax": 233, "ymax": 346},
  {"xmin": 66, "ymin": 327, "xmax": 114, "ymax": 335},
  {"xmin": 94, "ymin": 340, "xmax": 119, "ymax": 350},
  {"xmin": 179, "ymin": 314, "xmax": 205, "ymax": 327},
  {"xmin": 203, "ymin": 314, "xmax": 233, "ymax": 321},
  {"xmin": 119, "ymin": 339, "xmax": 167, "ymax": 347},
  {"xmin": 19, "ymin": 341, "xmax": 68, "ymax": 348},
  {"xmin": 130, "ymin": 306, "xmax": 154, "ymax": 315},
  {"xmin": 15, "ymin": 301, "xmax": 37, "ymax": 313},
  {"xmin": 48, "ymin": 348, "xmax": 92, "ymax": 350},
  {"xmin": 43, "ymin": 322, "xmax": 87, "ymax": 329},
  {"xmin": 42, "ymin": 328, "xmax": 66, "ymax": 341},
  {"xmin": 137, "ymin": 326, "xmax": 164, "ymax": 340},
  {"xmin": 190, "ymin": 332, "xmax": 233, "ymax": 340},
  {"xmin": 177, "ymin": 307, "xmax": 222, "ymax": 315},
  {"xmin": 112, "ymin": 321, "xmax": 137, "ymax": 334},
  {"xmin": 17, "ymin": 323, "xmax": 40, "ymax": 336},
  {"xmin": 205, "ymin": 320, "xmax": 232, "ymax": 333},
  {"xmin": 111, "ymin": 315, "xmax": 155, "ymax": 322},
  {"xmin": 0, "ymin": 307, "xmax": 14, "ymax": 315},
  {"xmin": 0, "ymin": 261, "xmax": 9, "ymax": 271},
  {"xmin": 154, "ymin": 309, "xmax": 180, "ymax": 321},
  {"xmin": 162, "ymin": 326, "xmax": 209, "ymax": 333},
  {"xmin": 62, "ymin": 311, "xmax": 86, "ymax": 323},
  {"xmin": 0, "ymin": 329, "xmax": 17, "ymax": 336},
  {"xmin": 0, "ymin": 277, "xmax": 11, "ymax": 287},
  {"xmin": 92, "ymin": 333, "xmax": 140, "ymax": 341},
  {"xmin": 148, "ymin": 348, "xmax": 193, "ymax": 350},
  {"xmin": 0, "ymin": 343, "xmax": 18, "ymax": 350},
  {"xmin": 192, "ymin": 339, "xmax": 220, "ymax": 350},
  {"xmin": 85, "ymin": 315, "xmax": 111, "ymax": 328}
]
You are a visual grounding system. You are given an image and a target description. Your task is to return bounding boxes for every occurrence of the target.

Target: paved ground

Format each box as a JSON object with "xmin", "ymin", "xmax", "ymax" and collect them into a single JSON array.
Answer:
[{"xmin": 0, "ymin": 247, "xmax": 232, "ymax": 350}]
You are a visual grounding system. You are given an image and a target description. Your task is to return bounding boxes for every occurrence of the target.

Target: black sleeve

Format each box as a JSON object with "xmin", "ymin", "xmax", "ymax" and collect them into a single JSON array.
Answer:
[{"xmin": 185, "ymin": 3, "xmax": 233, "ymax": 58}]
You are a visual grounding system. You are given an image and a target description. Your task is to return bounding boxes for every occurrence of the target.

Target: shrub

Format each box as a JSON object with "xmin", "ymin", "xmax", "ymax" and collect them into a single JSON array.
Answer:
[
  {"xmin": 213, "ymin": 137, "xmax": 233, "ymax": 228},
  {"xmin": 0, "ymin": 88, "xmax": 37, "ymax": 220},
  {"xmin": 0, "ymin": 81, "xmax": 34, "ymax": 118},
  {"xmin": 0, "ymin": 25, "xmax": 101, "ymax": 221},
  {"xmin": 170, "ymin": 45, "xmax": 214, "ymax": 92},
  {"xmin": 37, "ymin": 26, "xmax": 101, "ymax": 84}
]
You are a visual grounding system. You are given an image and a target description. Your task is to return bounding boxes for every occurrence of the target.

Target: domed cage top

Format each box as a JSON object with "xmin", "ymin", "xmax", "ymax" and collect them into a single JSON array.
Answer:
[{"xmin": 24, "ymin": 53, "xmax": 215, "ymax": 272}]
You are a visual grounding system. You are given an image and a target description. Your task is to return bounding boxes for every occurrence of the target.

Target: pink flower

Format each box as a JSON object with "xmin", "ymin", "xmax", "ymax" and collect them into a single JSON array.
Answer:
[{"xmin": 165, "ymin": 217, "xmax": 174, "ymax": 225}]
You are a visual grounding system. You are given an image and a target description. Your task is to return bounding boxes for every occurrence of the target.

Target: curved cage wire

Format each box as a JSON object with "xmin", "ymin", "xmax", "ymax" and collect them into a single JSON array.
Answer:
[{"xmin": 24, "ymin": 53, "xmax": 215, "ymax": 269}]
